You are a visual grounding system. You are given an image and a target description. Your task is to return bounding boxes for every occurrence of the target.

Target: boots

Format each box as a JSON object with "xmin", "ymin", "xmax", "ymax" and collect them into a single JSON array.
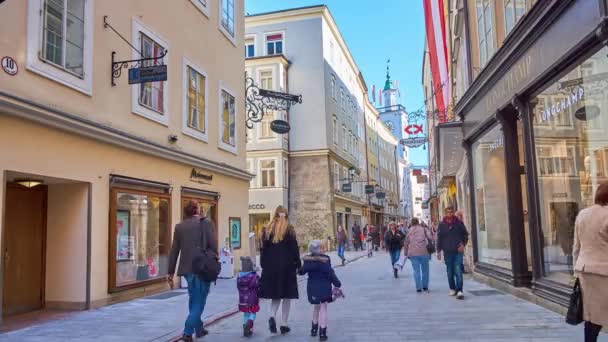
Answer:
[
  {"xmin": 243, "ymin": 319, "xmax": 253, "ymax": 337},
  {"xmin": 319, "ymin": 327, "xmax": 328, "ymax": 341},
  {"xmin": 179, "ymin": 334, "xmax": 193, "ymax": 342},
  {"xmin": 268, "ymin": 317, "xmax": 277, "ymax": 334},
  {"xmin": 394, "ymin": 268, "xmax": 398, "ymax": 278},
  {"xmin": 311, "ymin": 322, "xmax": 319, "ymax": 336}
]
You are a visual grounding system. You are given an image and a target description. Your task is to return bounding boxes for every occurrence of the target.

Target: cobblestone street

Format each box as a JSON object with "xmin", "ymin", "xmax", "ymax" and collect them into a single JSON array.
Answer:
[{"xmin": 204, "ymin": 252, "xmax": 606, "ymax": 342}]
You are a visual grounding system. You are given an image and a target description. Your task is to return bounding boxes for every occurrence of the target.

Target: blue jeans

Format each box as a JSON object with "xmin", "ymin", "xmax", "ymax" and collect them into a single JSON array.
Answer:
[
  {"xmin": 184, "ymin": 274, "xmax": 211, "ymax": 335},
  {"xmin": 444, "ymin": 253, "xmax": 464, "ymax": 292},
  {"xmin": 243, "ymin": 312, "xmax": 256, "ymax": 324},
  {"xmin": 409, "ymin": 255, "xmax": 430, "ymax": 290},
  {"xmin": 338, "ymin": 244, "xmax": 345, "ymax": 260},
  {"xmin": 389, "ymin": 249, "xmax": 401, "ymax": 266}
]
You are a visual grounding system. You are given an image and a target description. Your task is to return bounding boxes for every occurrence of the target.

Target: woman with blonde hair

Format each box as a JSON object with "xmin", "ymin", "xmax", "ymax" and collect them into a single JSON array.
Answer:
[{"xmin": 259, "ymin": 206, "xmax": 301, "ymax": 335}]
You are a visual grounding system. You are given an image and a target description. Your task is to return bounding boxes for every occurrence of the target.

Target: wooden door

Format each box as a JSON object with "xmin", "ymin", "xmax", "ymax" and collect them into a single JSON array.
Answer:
[{"xmin": 2, "ymin": 184, "xmax": 46, "ymax": 316}]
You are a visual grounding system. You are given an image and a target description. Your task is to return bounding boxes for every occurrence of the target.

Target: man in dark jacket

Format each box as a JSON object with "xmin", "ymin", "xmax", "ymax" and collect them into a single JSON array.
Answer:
[
  {"xmin": 168, "ymin": 201, "xmax": 218, "ymax": 342},
  {"xmin": 352, "ymin": 224, "xmax": 362, "ymax": 251},
  {"xmin": 436, "ymin": 206, "xmax": 469, "ymax": 300},
  {"xmin": 384, "ymin": 222, "xmax": 406, "ymax": 278}
]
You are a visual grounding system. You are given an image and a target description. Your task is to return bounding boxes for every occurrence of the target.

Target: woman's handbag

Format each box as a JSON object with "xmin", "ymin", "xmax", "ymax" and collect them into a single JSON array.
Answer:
[
  {"xmin": 565, "ymin": 278, "xmax": 584, "ymax": 325},
  {"xmin": 424, "ymin": 228, "xmax": 436, "ymax": 254}
]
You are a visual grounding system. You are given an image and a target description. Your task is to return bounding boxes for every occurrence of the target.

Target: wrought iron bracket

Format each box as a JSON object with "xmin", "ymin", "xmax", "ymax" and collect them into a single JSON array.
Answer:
[
  {"xmin": 111, "ymin": 50, "xmax": 167, "ymax": 87},
  {"xmin": 245, "ymin": 76, "xmax": 302, "ymax": 129}
]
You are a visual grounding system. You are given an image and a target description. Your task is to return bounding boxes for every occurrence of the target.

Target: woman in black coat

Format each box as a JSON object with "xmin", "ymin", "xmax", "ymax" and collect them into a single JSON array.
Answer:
[{"xmin": 259, "ymin": 206, "xmax": 301, "ymax": 335}]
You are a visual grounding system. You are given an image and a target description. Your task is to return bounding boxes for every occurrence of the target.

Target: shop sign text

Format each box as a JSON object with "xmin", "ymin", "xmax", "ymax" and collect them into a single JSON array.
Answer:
[
  {"xmin": 249, "ymin": 204, "xmax": 266, "ymax": 210},
  {"xmin": 539, "ymin": 86, "xmax": 584, "ymax": 122},
  {"xmin": 190, "ymin": 168, "xmax": 213, "ymax": 184}
]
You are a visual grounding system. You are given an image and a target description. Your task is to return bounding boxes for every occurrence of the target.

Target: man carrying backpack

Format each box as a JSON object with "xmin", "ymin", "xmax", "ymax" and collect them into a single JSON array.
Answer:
[{"xmin": 168, "ymin": 201, "xmax": 218, "ymax": 342}]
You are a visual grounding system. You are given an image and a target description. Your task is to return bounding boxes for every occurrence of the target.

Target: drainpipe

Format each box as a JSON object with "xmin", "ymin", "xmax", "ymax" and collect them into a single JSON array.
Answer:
[
  {"xmin": 363, "ymin": 104, "xmax": 371, "ymax": 221},
  {"xmin": 85, "ymin": 183, "xmax": 92, "ymax": 310}
]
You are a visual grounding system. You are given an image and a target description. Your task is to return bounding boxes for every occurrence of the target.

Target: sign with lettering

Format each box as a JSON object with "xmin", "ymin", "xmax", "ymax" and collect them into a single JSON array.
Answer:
[
  {"xmin": 128, "ymin": 65, "xmax": 167, "ymax": 84},
  {"xmin": 365, "ymin": 185, "xmax": 375, "ymax": 194},
  {"xmin": 190, "ymin": 168, "xmax": 213, "ymax": 184},
  {"xmin": 375, "ymin": 192, "xmax": 386, "ymax": 199},
  {"xmin": 342, "ymin": 183, "xmax": 352, "ymax": 193},
  {"xmin": 400, "ymin": 137, "xmax": 427, "ymax": 148},
  {"xmin": 539, "ymin": 86, "xmax": 584, "ymax": 122},
  {"xmin": 259, "ymin": 89, "xmax": 302, "ymax": 103},
  {"xmin": 248, "ymin": 204, "xmax": 266, "ymax": 210},
  {"xmin": 270, "ymin": 119, "xmax": 290, "ymax": 134}
]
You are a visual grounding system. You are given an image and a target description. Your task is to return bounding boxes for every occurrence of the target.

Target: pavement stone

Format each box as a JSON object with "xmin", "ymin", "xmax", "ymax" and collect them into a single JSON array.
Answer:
[{"xmin": 203, "ymin": 251, "xmax": 608, "ymax": 342}]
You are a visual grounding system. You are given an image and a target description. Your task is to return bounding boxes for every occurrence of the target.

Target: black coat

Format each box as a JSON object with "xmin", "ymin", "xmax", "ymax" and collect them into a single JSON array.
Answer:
[
  {"xmin": 259, "ymin": 227, "xmax": 301, "ymax": 299},
  {"xmin": 384, "ymin": 229, "xmax": 405, "ymax": 251},
  {"xmin": 299, "ymin": 254, "xmax": 341, "ymax": 304}
]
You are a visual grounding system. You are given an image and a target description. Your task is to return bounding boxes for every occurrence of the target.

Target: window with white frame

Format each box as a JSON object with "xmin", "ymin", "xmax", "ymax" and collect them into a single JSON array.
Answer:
[
  {"xmin": 220, "ymin": 0, "xmax": 235, "ymax": 38},
  {"xmin": 190, "ymin": 0, "xmax": 209, "ymax": 17},
  {"xmin": 41, "ymin": 0, "xmax": 85, "ymax": 76},
  {"xmin": 260, "ymin": 112, "xmax": 274, "ymax": 139},
  {"xmin": 266, "ymin": 33, "xmax": 283, "ymax": 55},
  {"xmin": 333, "ymin": 115, "xmax": 338, "ymax": 145},
  {"xmin": 283, "ymin": 159, "xmax": 289, "ymax": 188},
  {"xmin": 183, "ymin": 60, "xmax": 208, "ymax": 140},
  {"xmin": 342, "ymin": 125, "xmax": 347, "ymax": 151},
  {"xmin": 331, "ymin": 75, "xmax": 336, "ymax": 101},
  {"xmin": 28, "ymin": 0, "xmax": 93, "ymax": 94},
  {"xmin": 536, "ymin": 145, "xmax": 576, "ymax": 177},
  {"xmin": 260, "ymin": 160, "xmax": 276, "ymax": 187},
  {"xmin": 504, "ymin": 0, "xmax": 528, "ymax": 35},
  {"xmin": 340, "ymin": 88, "xmax": 344, "ymax": 111},
  {"xmin": 476, "ymin": 0, "xmax": 495, "ymax": 67},
  {"xmin": 260, "ymin": 70, "xmax": 273, "ymax": 90},
  {"xmin": 245, "ymin": 38, "xmax": 255, "ymax": 58},
  {"xmin": 219, "ymin": 86, "xmax": 237, "ymax": 152},
  {"xmin": 334, "ymin": 162, "xmax": 340, "ymax": 190},
  {"xmin": 139, "ymin": 33, "xmax": 166, "ymax": 114}
]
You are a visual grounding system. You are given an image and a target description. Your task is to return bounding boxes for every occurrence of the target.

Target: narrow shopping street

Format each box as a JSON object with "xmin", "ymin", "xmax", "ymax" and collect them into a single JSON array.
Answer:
[{"xmin": 204, "ymin": 252, "xmax": 602, "ymax": 342}]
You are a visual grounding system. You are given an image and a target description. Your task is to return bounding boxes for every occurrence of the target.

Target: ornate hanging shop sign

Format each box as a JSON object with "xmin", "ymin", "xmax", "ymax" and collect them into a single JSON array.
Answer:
[
  {"xmin": 245, "ymin": 76, "xmax": 302, "ymax": 130},
  {"xmin": 400, "ymin": 137, "xmax": 428, "ymax": 148}
]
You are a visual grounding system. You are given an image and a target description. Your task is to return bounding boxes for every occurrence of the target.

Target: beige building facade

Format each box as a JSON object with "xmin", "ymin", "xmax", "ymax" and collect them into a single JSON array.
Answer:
[{"xmin": 0, "ymin": 0, "xmax": 250, "ymax": 319}]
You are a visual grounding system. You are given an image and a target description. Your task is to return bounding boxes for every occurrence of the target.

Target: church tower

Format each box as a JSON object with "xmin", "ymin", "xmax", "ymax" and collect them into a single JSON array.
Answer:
[{"xmin": 382, "ymin": 62, "xmax": 398, "ymax": 109}]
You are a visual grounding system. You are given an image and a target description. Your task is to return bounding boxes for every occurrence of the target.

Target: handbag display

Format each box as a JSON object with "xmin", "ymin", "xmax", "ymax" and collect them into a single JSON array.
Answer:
[
  {"xmin": 565, "ymin": 277, "xmax": 584, "ymax": 325},
  {"xmin": 191, "ymin": 219, "xmax": 221, "ymax": 282}
]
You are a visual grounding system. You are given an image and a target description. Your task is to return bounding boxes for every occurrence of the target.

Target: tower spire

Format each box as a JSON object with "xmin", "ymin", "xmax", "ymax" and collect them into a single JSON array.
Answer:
[{"xmin": 384, "ymin": 58, "xmax": 393, "ymax": 91}]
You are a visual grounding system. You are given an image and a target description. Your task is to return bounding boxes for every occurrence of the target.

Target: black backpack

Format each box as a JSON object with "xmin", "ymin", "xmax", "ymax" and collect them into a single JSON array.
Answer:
[{"xmin": 191, "ymin": 219, "xmax": 221, "ymax": 282}]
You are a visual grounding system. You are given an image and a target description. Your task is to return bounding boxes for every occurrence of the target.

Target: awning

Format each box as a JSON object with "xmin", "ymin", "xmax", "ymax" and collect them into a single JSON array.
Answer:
[{"xmin": 436, "ymin": 121, "xmax": 464, "ymax": 189}]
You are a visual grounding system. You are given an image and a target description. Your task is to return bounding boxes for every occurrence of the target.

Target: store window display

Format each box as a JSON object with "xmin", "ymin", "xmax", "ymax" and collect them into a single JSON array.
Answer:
[{"xmin": 531, "ymin": 47, "xmax": 608, "ymax": 284}]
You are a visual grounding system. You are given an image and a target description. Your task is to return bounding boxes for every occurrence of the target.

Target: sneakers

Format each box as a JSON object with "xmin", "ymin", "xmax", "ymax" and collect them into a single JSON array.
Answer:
[
  {"xmin": 448, "ymin": 290, "xmax": 457, "ymax": 296},
  {"xmin": 416, "ymin": 289, "xmax": 422, "ymax": 293},
  {"xmin": 280, "ymin": 326, "xmax": 291, "ymax": 334},
  {"xmin": 311, "ymin": 322, "xmax": 319, "ymax": 337},
  {"xmin": 456, "ymin": 291, "xmax": 464, "ymax": 300},
  {"xmin": 268, "ymin": 317, "xmax": 277, "ymax": 334},
  {"xmin": 195, "ymin": 327, "xmax": 208, "ymax": 338},
  {"xmin": 423, "ymin": 288, "xmax": 430, "ymax": 293}
]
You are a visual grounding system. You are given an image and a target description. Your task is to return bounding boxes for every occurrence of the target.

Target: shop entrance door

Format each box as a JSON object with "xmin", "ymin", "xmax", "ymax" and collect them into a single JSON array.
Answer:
[{"xmin": 2, "ymin": 183, "xmax": 47, "ymax": 316}]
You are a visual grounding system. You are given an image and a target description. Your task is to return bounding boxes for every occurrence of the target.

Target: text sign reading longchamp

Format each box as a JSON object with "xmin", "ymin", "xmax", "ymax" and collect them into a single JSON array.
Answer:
[
  {"xmin": 258, "ymin": 89, "xmax": 302, "ymax": 103},
  {"xmin": 128, "ymin": 65, "xmax": 167, "ymax": 84}
]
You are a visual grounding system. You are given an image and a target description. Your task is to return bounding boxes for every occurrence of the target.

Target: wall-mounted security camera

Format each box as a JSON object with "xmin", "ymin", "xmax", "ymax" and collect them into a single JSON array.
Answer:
[{"xmin": 169, "ymin": 135, "xmax": 178, "ymax": 143}]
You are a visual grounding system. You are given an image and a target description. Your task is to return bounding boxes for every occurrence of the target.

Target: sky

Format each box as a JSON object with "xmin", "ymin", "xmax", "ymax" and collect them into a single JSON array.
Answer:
[{"xmin": 245, "ymin": 0, "xmax": 429, "ymax": 166}]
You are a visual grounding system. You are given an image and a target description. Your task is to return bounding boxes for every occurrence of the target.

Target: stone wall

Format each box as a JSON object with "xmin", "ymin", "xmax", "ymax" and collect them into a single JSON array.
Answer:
[{"xmin": 289, "ymin": 155, "xmax": 334, "ymax": 249}]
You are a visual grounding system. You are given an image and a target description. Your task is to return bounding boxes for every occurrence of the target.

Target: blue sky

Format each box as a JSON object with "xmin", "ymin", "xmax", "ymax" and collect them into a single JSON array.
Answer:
[{"xmin": 245, "ymin": 1, "xmax": 428, "ymax": 166}]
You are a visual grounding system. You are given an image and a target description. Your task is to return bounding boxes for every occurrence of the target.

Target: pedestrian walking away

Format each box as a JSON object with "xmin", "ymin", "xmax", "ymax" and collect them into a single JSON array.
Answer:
[
  {"xmin": 572, "ymin": 181, "xmax": 608, "ymax": 342},
  {"xmin": 436, "ymin": 206, "xmax": 469, "ymax": 300},
  {"xmin": 336, "ymin": 225, "xmax": 347, "ymax": 265},
  {"xmin": 299, "ymin": 240, "xmax": 342, "ymax": 341},
  {"xmin": 167, "ymin": 201, "xmax": 218, "ymax": 342},
  {"xmin": 237, "ymin": 256, "xmax": 260, "ymax": 338},
  {"xmin": 259, "ymin": 205, "xmax": 302, "ymax": 335},
  {"xmin": 352, "ymin": 223, "xmax": 362, "ymax": 251},
  {"xmin": 404, "ymin": 218, "xmax": 431, "ymax": 292},
  {"xmin": 384, "ymin": 222, "xmax": 406, "ymax": 278}
]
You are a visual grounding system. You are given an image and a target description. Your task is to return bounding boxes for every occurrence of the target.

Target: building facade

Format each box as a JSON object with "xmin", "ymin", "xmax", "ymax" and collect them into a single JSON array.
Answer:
[
  {"xmin": 425, "ymin": 0, "xmax": 608, "ymax": 309},
  {"xmin": 0, "ymin": 0, "xmax": 250, "ymax": 319}
]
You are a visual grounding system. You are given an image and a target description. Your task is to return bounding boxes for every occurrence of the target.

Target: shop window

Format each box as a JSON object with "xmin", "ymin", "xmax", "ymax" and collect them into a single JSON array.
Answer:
[
  {"xmin": 472, "ymin": 125, "xmax": 512, "ymax": 269},
  {"xmin": 260, "ymin": 160, "xmax": 276, "ymax": 187},
  {"xmin": 219, "ymin": 85, "xmax": 237, "ymax": 153},
  {"xmin": 530, "ymin": 47, "xmax": 608, "ymax": 284},
  {"xmin": 266, "ymin": 33, "xmax": 283, "ymax": 55},
  {"xmin": 110, "ymin": 187, "xmax": 171, "ymax": 291}
]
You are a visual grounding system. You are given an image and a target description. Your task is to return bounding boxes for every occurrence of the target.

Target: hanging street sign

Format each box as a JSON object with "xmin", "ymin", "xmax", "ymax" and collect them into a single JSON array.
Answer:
[
  {"xmin": 270, "ymin": 119, "xmax": 291, "ymax": 134},
  {"xmin": 400, "ymin": 136, "xmax": 428, "ymax": 148},
  {"xmin": 341, "ymin": 183, "xmax": 352, "ymax": 193},
  {"xmin": 258, "ymin": 89, "xmax": 302, "ymax": 103},
  {"xmin": 365, "ymin": 185, "xmax": 375, "ymax": 194},
  {"xmin": 128, "ymin": 65, "xmax": 167, "ymax": 84},
  {"xmin": 412, "ymin": 169, "xmax": 422, "ymax": 176},
  {"xmin": 375, "ymin": 192, "xmax": 386, "ymax": 199},
  {"xmin": 404, "ymin": 124, "xmax": 423, "ymax": 135}
]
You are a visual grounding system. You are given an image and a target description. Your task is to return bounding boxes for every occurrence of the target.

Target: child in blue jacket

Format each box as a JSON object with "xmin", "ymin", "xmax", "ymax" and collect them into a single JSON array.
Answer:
[{"xmin": 299, "ymin": 240, "xmax": 341, "ymax": 341}]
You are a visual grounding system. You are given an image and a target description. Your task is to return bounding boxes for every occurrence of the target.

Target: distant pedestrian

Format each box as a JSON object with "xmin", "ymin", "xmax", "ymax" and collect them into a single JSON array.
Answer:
[
  {"xmin": 384, "ymin": 222, "xmax": 406, "ymax": 278},
  {"xmin": 380, "ymin": 225, "xmax": 388, "ymax": 249},
  {"xmin": 352, "ymin": 223, "xmax": 362, "ymax": 251},
  {"xmin": 399, "ymin": 223, "xmax": 408, "ymax": 235},
  {"xmin": 336, "ymin": 226, "xmax": 347, "ymax": 265},
  {"xmin": 237, "ymin": 256, "xmax": 259, "ymax": 337},
  {"xmin": 436, "ymin": 206, "xmax": 469, "ymax": 300},
  {"xmin": 572, "ymin": 181, "xmax": 608, "ymax": 342},
  {"xmin": 259, "ymin": 206, "xmax": 301, "ymax": 335},
  {"xmin": 404, "ymin": 218, "xmax": 431, "ymax": 292},
  {"xmin": 300, "ymin": 240, "xmax": 342, "ymax": 341},
  {"xmin": 168, "ymin": 201, "xmax": 218, "ymax": 342}
]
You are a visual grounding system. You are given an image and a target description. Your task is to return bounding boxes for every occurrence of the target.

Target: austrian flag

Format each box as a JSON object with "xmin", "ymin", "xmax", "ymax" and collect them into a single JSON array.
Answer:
[{"xmin": 423, "ymin": 0, "xmax": 450, "ymax": 122}]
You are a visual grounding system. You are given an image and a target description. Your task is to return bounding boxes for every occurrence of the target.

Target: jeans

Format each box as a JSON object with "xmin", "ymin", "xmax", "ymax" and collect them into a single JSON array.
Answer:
[
  {"xmin": 389, "ymin": 249, "xmax": 401, "ymax": 266},
  {"xmin": 184, "ymin": 274, "xmax": 211, "ymax": 335},
  {"xmin": 409, "ymin": 255, "xmax": 430, "ymax": 290},
  {"xmin": 444, "ymin": 253, "xmax": 464, "ymax": 292},
  {"xmin": 337, "ymin": 244, "xmax": 345, "ymax": 260},
  {"xmin": 243, "ymin": 312, "xmax": 257, "ymax": 324}
]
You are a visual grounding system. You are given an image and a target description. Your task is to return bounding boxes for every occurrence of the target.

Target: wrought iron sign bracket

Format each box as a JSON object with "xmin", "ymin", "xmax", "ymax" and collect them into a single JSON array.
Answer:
[{"xmin": 245, "ymin": 76, "xmax": 302, "ymax": 129}]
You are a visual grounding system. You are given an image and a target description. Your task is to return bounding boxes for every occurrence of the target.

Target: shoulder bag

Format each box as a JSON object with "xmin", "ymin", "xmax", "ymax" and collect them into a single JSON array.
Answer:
[
  {"xmin": 565, "ymin": 277, "xmax": 584, "ymax": 325},
  {"xmin": 191, "ymin": 218, "xmax": 221, "ymax": 282},
  {"xmin": 424, "ymin": 227, "xmax": 436, "ymax": 254}
]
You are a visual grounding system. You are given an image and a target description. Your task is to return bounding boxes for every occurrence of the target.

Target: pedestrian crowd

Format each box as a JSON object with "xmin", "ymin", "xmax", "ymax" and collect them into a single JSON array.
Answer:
[{"xmin": 166, "ymin": 188, "xmax": 606, "ymax": 341}]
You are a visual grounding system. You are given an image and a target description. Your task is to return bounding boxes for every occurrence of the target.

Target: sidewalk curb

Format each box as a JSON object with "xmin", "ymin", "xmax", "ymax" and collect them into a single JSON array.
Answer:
[{"xmin": 164, "ymin": 252, "xmax": 368, "ymax": 341}]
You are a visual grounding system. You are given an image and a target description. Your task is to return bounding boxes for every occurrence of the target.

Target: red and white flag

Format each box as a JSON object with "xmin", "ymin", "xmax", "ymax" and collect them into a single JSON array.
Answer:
[{"xmin": 423, "ymin": 0, "xmax": 450, "ymax": 122}]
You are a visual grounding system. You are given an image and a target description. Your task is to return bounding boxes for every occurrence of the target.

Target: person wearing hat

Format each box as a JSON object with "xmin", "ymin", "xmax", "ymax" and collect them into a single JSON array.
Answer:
[
  {"xmin": 237, "ymin": 256, "xmax": 259, "ymax": 337},
  {"xmin": 300, "ymin": 240, "xmax": 342, "ymax": 341}
]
